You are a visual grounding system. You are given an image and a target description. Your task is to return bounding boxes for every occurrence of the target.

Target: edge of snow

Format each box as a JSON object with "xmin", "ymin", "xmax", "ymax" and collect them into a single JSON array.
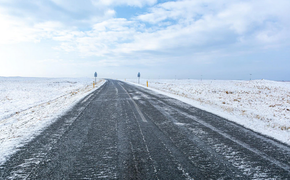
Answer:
[
  {"xmin": 124, "ymin": 80, "xmax": 290, "ymax": 146},
  {"xmin": 0, "ymin": 79, "xmax": 106, "ymax": 165}
]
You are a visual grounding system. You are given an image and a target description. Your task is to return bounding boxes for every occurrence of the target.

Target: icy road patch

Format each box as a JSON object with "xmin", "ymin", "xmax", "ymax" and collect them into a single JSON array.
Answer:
[
  {"xmin": 127, "ymin": 79, "xmax": 290, "ymax": 145},
  {"xmin": 0, "ymin": 77, "xmax": 105, "ymax": 165}
]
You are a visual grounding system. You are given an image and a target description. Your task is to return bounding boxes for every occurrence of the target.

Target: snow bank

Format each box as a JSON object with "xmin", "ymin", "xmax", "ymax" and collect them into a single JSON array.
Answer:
[
  {"xmin": 0, "ymin": 77, "xmax": 105, "ymax": 165},
  {"xmin": 127, "ymin": 79, "xmax": 290, "ymax": 145}
]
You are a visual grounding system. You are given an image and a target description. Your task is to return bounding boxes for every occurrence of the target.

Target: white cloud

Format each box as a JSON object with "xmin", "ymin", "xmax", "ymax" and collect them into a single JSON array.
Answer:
[
  {"xmin": 0, "ymin": 12, "xmax": 66, "ymax": 44},
  {"xmin": 91, "ymin": 0, "xmax": 157, "ymax": 7},
  {"xmin": 135, "ymin": 0, "xmax": 290, "ymax": 47},
  {"xmin": 0, "ymin": 0, "xmax": 290, "ymax": 69},
  {"xmin": 41, "ymin": 0, "xmax": 289, "ymax": 67}
]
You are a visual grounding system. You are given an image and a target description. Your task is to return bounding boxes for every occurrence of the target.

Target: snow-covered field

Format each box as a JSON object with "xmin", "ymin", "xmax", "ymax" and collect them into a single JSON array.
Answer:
[
  {"xmin": 0, "ymin": 77, "xmax": 105, "ymax": 164},
  {"xmin": 1, "ymin": 78, "xmax": 289, "ymax": 165},
  {"xmin": 127, "ymin": 79, "xmax": 290, "ymax": 145}
]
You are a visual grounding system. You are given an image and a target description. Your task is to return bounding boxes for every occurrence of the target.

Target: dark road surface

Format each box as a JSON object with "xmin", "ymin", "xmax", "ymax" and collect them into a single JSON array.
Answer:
[{"xmin": 1, "ymin": 79, "xmax": 290, "ymax": 179}]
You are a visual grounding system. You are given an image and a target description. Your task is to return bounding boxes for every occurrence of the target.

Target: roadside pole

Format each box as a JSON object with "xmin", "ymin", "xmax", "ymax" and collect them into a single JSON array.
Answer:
[
  {"xmin": 94, "ymin": 72, "xmax": 97, "ymax": 88},
  {"xmin": 137, "ymin": 72, "xmax": 140, "ymax": 84}
]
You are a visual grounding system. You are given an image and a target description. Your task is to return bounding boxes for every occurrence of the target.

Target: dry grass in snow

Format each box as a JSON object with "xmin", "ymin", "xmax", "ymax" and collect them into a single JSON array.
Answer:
[
  {"xmin": 128, "ymin": 79, "xmax": 290, "ymax": 145},
  {"xmin": 0, "ymin": 77, "xmax": 105, "ymax": 164}
]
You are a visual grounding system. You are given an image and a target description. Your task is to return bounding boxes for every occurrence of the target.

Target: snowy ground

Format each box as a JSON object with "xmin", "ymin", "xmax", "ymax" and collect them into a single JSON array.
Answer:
[
  {"xmin": 127, "ymin": 79, "xmax": 290, "ymax": 145},
  {"xmin": 0, "ymin": 77, "xmax": 105, "ymax": 165}
]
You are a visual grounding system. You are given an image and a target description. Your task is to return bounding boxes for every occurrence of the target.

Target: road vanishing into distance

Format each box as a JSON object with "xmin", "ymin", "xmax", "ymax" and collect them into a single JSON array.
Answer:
[{"xmin": 1, "ymin": 79, "xmax": 290, "ymax": 179}]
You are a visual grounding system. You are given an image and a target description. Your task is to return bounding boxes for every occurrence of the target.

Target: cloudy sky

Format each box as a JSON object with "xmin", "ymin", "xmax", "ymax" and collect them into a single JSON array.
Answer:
[{"xmin": 0, "ymin": 0, "xmax": 289, "ymax": 80}]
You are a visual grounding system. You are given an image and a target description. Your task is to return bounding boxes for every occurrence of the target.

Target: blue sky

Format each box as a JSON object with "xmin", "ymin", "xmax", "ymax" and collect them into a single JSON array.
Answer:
[{"xmin": 0, "ymin": 0, "xmax": 289, "ymax": 80}]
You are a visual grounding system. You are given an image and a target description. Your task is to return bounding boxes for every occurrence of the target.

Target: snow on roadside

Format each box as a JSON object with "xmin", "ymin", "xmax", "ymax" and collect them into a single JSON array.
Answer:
[
  {"xmin": 126, "ymin": 79, "xmax": 290, "ymax": 145},
  {"xmin": 0, "ymin": 77, "xmax": 105, "ymax": 165}
]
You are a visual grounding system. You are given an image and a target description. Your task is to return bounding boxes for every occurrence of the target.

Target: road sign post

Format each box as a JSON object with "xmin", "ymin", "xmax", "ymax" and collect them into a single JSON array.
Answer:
[
  {"xmin": 137, "ymin": 72, "xmax": 140, "ymax": 84},
  {"xmin": 94, "ymin": 72, "xmax": 97, "ymax": 87}
]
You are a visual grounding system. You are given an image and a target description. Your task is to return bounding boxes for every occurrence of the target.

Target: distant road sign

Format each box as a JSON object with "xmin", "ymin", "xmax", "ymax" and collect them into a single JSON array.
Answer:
[
  {"xmin": 94, "ymin": 72, "xmax": 97, "ymax": 77},
  {"xmin": 137, "ymin": 72, "xmax": 140, "ymax": 84}
]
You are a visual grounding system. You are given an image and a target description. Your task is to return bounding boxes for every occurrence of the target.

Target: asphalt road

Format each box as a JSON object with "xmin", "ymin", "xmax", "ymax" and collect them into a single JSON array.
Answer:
[{"xmin": 1, "ymin": 79, "xmax": 290, "ymax": 179}]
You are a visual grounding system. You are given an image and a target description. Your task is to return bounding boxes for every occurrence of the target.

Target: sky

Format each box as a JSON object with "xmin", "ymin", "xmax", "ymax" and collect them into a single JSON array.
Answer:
[{"xmin": 0, "ymin": 0, "xmax": 289, "ymax": 80}]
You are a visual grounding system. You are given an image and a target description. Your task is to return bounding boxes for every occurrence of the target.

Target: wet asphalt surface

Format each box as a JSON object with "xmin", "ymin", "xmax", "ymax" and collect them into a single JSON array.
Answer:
[{"xmin": 1, "ymin": 79, "xmax": 290, "ymax": 179}]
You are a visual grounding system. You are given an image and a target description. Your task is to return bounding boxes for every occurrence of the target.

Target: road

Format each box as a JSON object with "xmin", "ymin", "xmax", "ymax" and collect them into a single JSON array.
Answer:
[{"xmin": 1, "ymin": 79, "xmax": 290, "ymax": 179}]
